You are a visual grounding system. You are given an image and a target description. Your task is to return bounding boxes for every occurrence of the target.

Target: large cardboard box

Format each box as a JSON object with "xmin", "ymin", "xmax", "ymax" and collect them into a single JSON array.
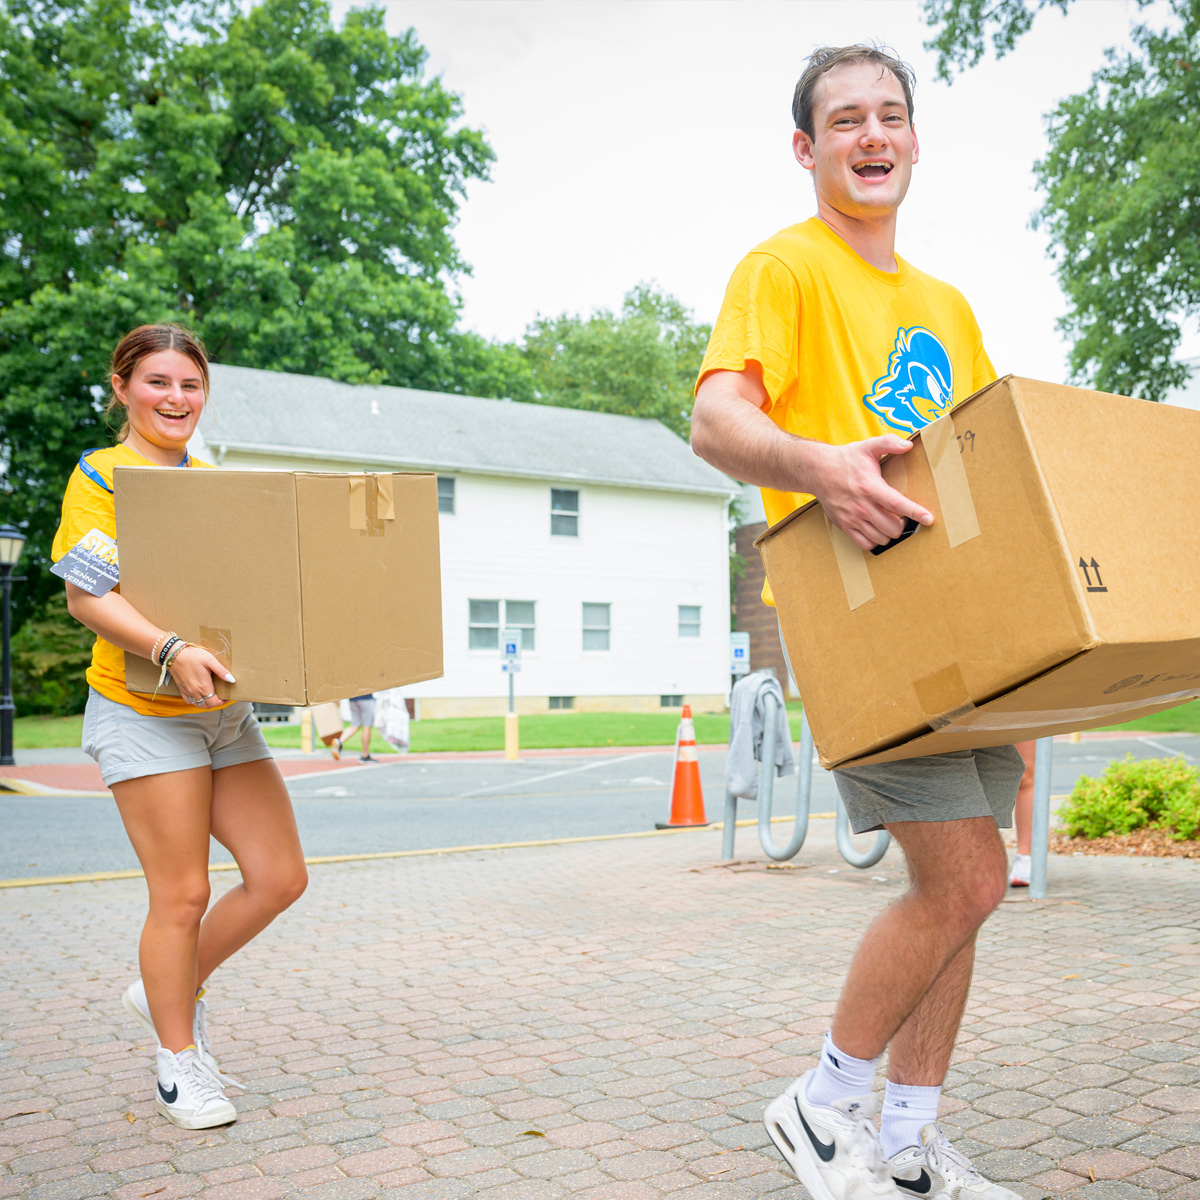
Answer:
[
  {"xmin": 757, "ymin": 376, "xmax": 1200, "ymax": 769},
  {"xmin": 116, "ymin": 469, "xmax": 443, "ymax": 705}
]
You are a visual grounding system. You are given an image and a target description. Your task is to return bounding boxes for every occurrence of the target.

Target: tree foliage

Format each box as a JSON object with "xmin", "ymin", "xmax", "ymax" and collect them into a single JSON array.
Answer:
[
  {"xmin": 922, "ymin": 0, "xmax": 1198, "ymax": 401},
  {"xmin": 521, "ymin": 284, "xmax": 710, "ymax": 441},
  {"xmin": 0, "ymin": 0, "xmax": 511, "ymax": 623}
]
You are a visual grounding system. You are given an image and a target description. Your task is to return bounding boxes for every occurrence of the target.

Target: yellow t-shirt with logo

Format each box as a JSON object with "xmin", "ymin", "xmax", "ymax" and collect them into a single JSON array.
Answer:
[
  {"xmin": 698, "ymin": 217, "xmax": 997, "ymax": 601},
  {"xmin": 51, "ymin": 443, "xmax": 230, "ymax": 717}
]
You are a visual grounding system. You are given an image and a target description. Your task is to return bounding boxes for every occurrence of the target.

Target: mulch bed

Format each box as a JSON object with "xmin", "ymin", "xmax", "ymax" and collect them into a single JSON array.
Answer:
[{"xmin": 1051, "ymin": 828, "xmax": 1200, "ymax": 859}]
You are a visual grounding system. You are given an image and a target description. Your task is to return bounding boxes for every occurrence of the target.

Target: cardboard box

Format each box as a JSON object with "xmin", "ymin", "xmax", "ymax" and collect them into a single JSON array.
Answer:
[
  {"xmin": 116, "ymin": 469, "xmax": 443, "ymax": 705},
  {"xmin": 757, "ymin": 376, "xmax": 1200, "ymax": 769}
]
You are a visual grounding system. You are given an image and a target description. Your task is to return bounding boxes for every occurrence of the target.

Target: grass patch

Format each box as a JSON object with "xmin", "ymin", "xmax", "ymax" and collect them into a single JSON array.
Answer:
[
  {"xmin": 13, "ymin": 697, "xmax": 1200, "ymax": 753},
  {"xmin": 1097, "ymin": 698, "xmax": 1200, "ymax": 734}
]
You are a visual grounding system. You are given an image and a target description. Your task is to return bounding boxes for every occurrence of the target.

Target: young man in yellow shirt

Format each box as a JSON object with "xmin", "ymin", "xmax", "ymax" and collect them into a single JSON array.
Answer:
[{"xmin": 691, "ymin": 46, "xmax": 1025, "ymax": 1200}]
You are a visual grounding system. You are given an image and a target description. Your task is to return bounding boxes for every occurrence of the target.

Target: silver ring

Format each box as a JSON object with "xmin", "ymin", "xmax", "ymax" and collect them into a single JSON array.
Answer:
[{"xmin": 198, "ymin": 692, "xmax": 216, "ymax": 702}]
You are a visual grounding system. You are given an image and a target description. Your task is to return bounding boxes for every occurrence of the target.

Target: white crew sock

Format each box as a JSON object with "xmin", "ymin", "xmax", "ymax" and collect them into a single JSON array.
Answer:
[
  {"xmin": 880, "ymin": 1080, "xmax": 941, "ymax": 1157},
  {"xmin": 804, "ymin": 1030, "xmax": 879, "ymax": 1108}
]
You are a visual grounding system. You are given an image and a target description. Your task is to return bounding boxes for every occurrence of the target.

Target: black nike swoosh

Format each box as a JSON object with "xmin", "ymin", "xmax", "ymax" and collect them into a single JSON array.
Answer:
[
  {"xmin": 895, "ymin": 1169, "xmax": 933, "ymax": 1194},
  {"xmin": 158, "ymin": 1081, "xmax": 178, "ymax": 1104},
  {"xmin": 795, "ymin": 1099, "xmax": 836, "ymax": 1162}
]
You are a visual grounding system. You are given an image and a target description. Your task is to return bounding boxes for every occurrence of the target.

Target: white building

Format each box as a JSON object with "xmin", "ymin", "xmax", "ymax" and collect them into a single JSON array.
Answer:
[
  {"xmin": 1164, "ymin": 355, "xmax": 1200, "ymax": 410},
  {"xmin": 191, "ymin": 364, "xmax": 736, "ymax": 717}
]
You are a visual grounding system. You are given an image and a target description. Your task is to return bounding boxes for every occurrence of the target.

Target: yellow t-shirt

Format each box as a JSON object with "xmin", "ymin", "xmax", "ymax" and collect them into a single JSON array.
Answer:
[
  {"xmin": 698, "ymin": 217, "xmax": 997, "ymax": 571},
  {"xmin": 51, "ymin": 444, "xmax": 229, "ymax": 718}
]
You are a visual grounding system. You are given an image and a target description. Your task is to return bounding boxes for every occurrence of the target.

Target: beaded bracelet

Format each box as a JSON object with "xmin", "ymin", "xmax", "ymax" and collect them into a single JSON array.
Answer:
[{"xmin": 149, "ymin": 632, "xmax": 168, "ymax": 665}]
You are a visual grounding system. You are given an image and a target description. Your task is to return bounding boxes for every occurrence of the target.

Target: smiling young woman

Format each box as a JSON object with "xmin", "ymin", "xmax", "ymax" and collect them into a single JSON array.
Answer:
[{"xmin": 51, "ymin": 324, "xmax": 308, "ymax": 1130}]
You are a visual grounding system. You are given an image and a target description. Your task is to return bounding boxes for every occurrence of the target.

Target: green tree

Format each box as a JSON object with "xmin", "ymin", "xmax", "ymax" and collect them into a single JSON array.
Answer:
[
  {"xmin": 0, "ymin": 0, "xmax": 515, "ymax": 625},
  {"xmin": 922, "ymin": 0, "xmax": 1198, "ymax": 401},
  {"xmin": 520, "ymin": 283, "xmax": 710, "ymax": 441}
]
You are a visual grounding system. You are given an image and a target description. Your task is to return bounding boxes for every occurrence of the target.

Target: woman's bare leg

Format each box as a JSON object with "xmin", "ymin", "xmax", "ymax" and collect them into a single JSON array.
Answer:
[
  {"xmin": 111, "ymin": 767, "xmax": 214, "ymax": 1052},
  {"xmin": 197, "ymin": 758, "xmax": 307, "ymax": 984}
]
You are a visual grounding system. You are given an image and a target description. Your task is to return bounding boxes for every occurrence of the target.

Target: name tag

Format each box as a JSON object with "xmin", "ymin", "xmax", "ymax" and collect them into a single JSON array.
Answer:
[{"xmin": 51, "ymin": 528, "xmax": 120, "ymax": 597}]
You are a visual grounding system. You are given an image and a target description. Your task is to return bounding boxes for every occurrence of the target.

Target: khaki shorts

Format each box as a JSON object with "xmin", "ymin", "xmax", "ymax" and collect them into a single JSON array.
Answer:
[{"xmin": 82, "ymin": 688, "xmax": 273, "ymax": 786}]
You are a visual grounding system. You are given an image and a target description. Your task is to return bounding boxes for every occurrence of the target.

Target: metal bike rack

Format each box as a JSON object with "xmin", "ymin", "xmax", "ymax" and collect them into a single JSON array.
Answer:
[
  {"xmin": 1030, "ymin": 735, "xmax": 1054, "ymax": 899},
  {"xmin": 722, "ymin": 693, "xmax": 890, "ymax": 868}
]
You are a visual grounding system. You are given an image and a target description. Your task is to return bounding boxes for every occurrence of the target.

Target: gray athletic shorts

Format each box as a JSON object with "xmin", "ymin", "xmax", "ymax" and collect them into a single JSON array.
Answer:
[
  {"xmin": 82, "ymin": 688, "xmax": 273, "ymax": 786},
  {"xmin": 775, "ymin": 620, "xmax": 1023, "ymax": 833},
  {"xmin": 833, "ymin": 745, "xmax": 1025, "ymax": 834},
  {"xmin": 348, "ymin": 697, "xmax": 375, "ymax": 726}
]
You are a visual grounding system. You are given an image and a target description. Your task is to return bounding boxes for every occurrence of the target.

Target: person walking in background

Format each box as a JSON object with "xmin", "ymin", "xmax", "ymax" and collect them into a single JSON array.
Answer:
[
  {"xmin": 53, "ymin": 324, "xmax": 308, "ymax": 1129},
  {"xmin": 335, "ymin": 693, "xmax": 378, "ymax": 762},
  {"xmin": 1009, "ymin": 741, "xmax": 1038, "ymax": 886},
  {"xmin": 690, "ymin": 45, "xmax": 1025, "ymax": 1200}
]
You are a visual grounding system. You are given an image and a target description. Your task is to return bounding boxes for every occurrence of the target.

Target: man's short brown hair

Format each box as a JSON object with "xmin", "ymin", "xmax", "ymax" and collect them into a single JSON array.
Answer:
[{"xmin": 792, "ymin": 45, "xmax": 916, "ymax": 138}]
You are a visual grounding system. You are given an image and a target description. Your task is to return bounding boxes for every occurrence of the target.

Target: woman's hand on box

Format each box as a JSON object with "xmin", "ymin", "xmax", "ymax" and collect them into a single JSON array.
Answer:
[
  {"xmin": 169, "ymin": 645, "xmax": 235, "ymax": 709},
  {"xmin": 811, "ymin": 436, "xmax": 934, "ymax": 551}
]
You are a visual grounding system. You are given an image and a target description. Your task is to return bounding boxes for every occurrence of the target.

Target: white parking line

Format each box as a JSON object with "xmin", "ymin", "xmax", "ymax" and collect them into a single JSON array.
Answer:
[
  {"xmin": 455, "ymin": 750, "xmax": 668, "ymax": 798},
  {"xmin": 1139, "ymin": 736, "xmax": 1197, "ymax": 762}
]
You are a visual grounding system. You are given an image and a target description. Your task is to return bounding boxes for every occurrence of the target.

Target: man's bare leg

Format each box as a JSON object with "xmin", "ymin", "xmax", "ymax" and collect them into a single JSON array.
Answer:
[{"xmin": 830, "ymin": 816, "xmax": 1008, "ymax": 1064}]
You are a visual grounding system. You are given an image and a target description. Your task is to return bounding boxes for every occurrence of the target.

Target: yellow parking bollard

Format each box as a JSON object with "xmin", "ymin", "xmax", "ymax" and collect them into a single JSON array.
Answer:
[
  {"xmin": 505, "ymin": 711, "xmax": 519, "ymax": 760},
  {"xmin": 300, "ymin": 708, "xmax": 313, "ymax": 754}
]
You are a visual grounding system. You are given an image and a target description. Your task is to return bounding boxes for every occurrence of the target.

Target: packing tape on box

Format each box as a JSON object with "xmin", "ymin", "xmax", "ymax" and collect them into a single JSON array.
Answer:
[
  {"xmin": 349, "ymin": 475, "xmax": 396, "ymax": 536},
  {"xmin": 827, "ymin": 413, "xmax": 981, "ymax": 609},
  {"xmin": 826, "ymin": 514, "xmax": 875, "ymax": 610},
  {"xmin": 932, "ymin": 687, "xmax": 1200, "ymax": 733},
  {"xmin": 922, "ymin": 414, "xmax": 981, "ymax": 549},
  {"xmin": 914, "ymin": 663, "xmax": 978, "ymax": 730}
]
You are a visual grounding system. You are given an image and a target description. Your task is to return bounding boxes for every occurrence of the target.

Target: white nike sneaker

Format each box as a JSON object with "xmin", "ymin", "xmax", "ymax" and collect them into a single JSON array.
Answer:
[
  {"xmin": 764, "ymin": 1070, "xmax": 901, "ymax": 1200},
  {"xmin": 154, "ymin": 1047, "xmax": 237, "ymax": 1129},
  {"xmin": 1008, "ymin": 854, "xmax": 1030, "ymax": 888},
  {"xmin": 889, "ymin": 1124, "xmax": 1023, "ymax": 1200},
  {"xmin": 123, "ymin": 980, "xmax": 244, "ymax": 1088}
]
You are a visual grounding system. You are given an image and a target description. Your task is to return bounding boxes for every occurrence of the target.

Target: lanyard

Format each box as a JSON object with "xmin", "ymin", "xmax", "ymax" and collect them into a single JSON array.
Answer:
[{"xmin": 78, "ymin": 448, "xmax": 191, "ymax": 494}]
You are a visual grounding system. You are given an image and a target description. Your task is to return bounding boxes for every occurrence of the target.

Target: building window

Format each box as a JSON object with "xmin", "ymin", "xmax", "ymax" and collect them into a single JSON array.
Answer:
[
  {"xmin": 470, "ymin": 600, "xmax": 536, "ymax": 651},
  {"xmin": 549, "ymin": 696, "xmax": 575, "ymax": 710},
  {"xmin": 551, "ymin": 488, "xmax": 579, "ymax": 537},
  {"xmin": 505, "ymin": 600, "xmax": 536, "ymax": 652},
  {"xmin": 582, "ymin": 602, "xmax": 610, "ymax": 651},
  {"xmin": 468, "ymin": 599, "xmax": 499, "ymax": 649},
  {"xmin": 661, "ymin": 695, "xmax": 683, "ymax": 708},
  {"xmin": 678, "ymin": 605, "xmax": 701, "ymax": 637},
  {"xmin": 437, "ymin": 476, "xmax": 455, "ymax": 514}
]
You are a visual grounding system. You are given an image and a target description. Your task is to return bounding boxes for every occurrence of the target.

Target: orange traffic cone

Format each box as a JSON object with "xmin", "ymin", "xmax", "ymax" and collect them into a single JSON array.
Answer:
[{"xmin": 655, "ymin": 704, "xmax": 708, "ymax": 828}]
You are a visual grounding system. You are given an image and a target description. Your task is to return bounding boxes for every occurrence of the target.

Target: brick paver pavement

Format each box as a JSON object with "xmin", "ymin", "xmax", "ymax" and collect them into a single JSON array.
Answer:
[{"xmin": 2, "ymin": 825, "xmax": 1198, "ymax": 1200}]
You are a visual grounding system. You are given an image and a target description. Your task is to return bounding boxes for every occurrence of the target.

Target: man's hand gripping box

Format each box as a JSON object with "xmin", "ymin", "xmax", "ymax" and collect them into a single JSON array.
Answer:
[{"xmin": 757, "ymin": 376, "xmax": 1200, "ymax": 769}]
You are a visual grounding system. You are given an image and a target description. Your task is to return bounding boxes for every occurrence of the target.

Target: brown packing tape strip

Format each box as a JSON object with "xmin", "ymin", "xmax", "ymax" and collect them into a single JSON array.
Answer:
[
  {"xmin": 349, "ymin": 476, "xmax": 367, "ymax": 531},
  {"xmin": 376, "ymin": 474, "xmax": 395, "ymax": 521},
  {"xmin": 913, "ymin": 663, "xmax": 977, "ymax": 730},
  {"xmin": 938, "ymin": 687, "xmax": 1200, "ymax": 733},
  {"xmin": 348, "ymin": 475, "xmax": 396, "ymax": 536},
  {"xmin": 922, "ymin": 415, "xmax": 980, "ymax": 548},
  {"xmin": 825, "ymin": 513, "xmax": 874, "ymax": 610}
]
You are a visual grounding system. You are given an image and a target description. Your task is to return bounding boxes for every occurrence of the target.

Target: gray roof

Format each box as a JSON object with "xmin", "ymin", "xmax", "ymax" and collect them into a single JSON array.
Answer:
[{"xmin": 198, "ymin": 363, "xmax": 734, "ymax": 497}]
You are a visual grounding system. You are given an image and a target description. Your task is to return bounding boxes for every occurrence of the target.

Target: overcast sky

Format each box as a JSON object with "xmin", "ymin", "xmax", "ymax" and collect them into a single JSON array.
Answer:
[{"xmin": 333, "ymin": 1, "xmax": 1187, "ymax": 386}]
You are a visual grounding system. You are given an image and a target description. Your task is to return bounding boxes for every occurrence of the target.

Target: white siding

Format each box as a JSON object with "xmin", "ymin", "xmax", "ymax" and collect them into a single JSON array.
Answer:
[
  {"xmin": 196, "ymin": 441, "xmax": 733, "ymax": 704},
  {"xmin": 427, "ymin": 473, "xmax": 730, "ymax": 701}
]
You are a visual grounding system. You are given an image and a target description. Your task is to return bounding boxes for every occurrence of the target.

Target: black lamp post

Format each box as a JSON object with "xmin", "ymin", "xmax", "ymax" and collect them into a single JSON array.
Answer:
[{"xmin": 0, "ymin": 525, "xmax": 26, "ymax": 767}]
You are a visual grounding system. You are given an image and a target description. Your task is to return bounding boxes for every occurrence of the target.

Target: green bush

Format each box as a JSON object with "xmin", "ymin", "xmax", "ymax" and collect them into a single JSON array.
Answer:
[
  {"xmin": 11, "ymin": 594, "xmax": 92, "ymax": 717},
  {"xmin": 1059, "ymin": 755, "xmax": 1200, "ymax": 841}
]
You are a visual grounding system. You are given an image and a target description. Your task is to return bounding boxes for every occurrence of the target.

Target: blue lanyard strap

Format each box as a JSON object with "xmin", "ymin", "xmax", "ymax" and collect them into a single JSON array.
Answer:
[{"xmin": 78, "ymin": 447, "xmax": 191, "ymax": 494}]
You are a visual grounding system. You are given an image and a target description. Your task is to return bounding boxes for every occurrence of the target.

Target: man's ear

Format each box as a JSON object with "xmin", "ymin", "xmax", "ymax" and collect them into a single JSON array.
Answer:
[
  {"xmin": 793, "ymin": 128, "xmax": 816, "ymax": 171},
  {"xmin": 911, "ymin": 123, "xmax": 919, "ymax": 166}
]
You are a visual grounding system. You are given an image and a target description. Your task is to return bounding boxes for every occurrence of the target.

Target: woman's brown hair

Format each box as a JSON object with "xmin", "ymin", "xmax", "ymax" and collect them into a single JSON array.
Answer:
[{"xmin": 106, "ymin": 324, "xmax": 210, "ymax": 441}]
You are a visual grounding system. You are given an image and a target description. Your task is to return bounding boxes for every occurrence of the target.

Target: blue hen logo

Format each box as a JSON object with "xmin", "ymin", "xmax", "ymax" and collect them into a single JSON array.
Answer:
[{"xmin": 863, "ymin": 327, "xmax": 954, "ymax": 433}]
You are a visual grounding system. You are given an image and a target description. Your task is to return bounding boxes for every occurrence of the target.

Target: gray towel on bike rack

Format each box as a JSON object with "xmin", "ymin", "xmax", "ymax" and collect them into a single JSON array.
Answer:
[{"xmin": 726, "ymin": 671, "xmax": 795, "ymax": 800}]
